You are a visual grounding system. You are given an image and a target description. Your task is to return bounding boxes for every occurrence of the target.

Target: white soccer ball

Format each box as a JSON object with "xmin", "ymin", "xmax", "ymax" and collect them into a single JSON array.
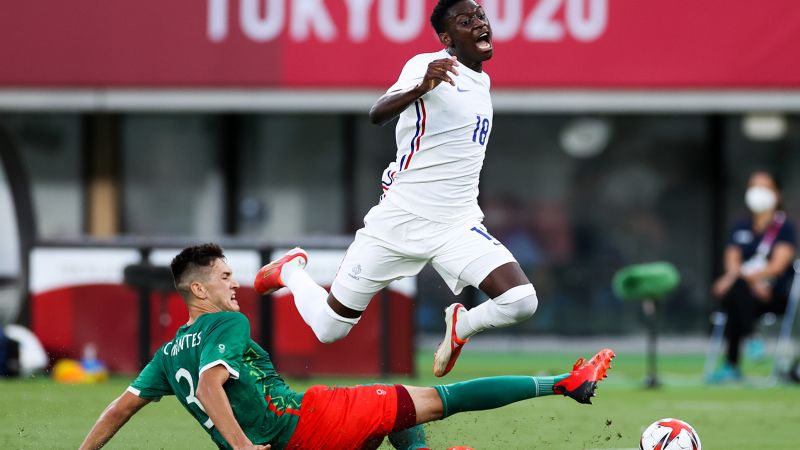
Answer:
[{"xmin": 640, "ymin": 418, "xmax": 701, "ymax": 450}]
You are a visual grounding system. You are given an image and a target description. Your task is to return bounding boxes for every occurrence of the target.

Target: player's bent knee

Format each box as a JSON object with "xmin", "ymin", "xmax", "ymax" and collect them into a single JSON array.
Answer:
[
  {"xmin": 405, "ymin": 386, "xmax": 443, "ymax": 423},
  {"xmin": 314, "ymin": 326, "xmax": 350, "ymax": 344},
  {"xmin": 508, "ymin": 294, "xmax": 538, "ymax": 321},
  {"xmin": 494, "ymin": 283, "xmax": 538, "ymax": 322},
  {"xmin": 313, "ymin": 320, "xmax": 353, "ymax": 344}
]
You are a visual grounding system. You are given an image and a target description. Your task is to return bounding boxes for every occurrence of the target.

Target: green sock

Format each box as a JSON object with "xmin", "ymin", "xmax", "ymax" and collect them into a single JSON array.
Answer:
[
  {"xmin": 388, "ymin": 424, "xmax": 427, "ymax": 450},
  {"xmin": 434, "ymin": 374, "xmax": 569, "ymax": 418}
]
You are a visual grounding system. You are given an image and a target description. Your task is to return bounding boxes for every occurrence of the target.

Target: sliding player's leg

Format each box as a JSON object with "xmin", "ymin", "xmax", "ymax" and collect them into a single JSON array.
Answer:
[
  {"xmin": 431, "ymin": 223, "xmax": 538, "ymax": 376},
  {"xmin": 411, "ymin": 348, "xmax": 615, "ymax": 427}
]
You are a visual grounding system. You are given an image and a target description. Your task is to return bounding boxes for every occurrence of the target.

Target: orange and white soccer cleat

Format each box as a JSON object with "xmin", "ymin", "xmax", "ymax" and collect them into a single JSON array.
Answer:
[
  {"xmin": 433, "ymin": 303, "xmax": 469, "ymax": 377},
  {"xmin": 253, "ymin": 247, "xmax": 308, "ymax": 295},
  {"xmin": 553, "ymin": 348, "xmax": 615, "ymax": 404}
]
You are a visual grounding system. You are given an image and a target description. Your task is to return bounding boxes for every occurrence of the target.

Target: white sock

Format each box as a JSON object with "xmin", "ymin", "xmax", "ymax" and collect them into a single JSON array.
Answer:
[
  {"xmin": 283, "ymin": 267, "xmax": 329, "ymax": 329},
  {"xmin": 456, "ymin": 300, "xmax": 508, "ymax": 340},
  {"xmin": 455, "ymin": 285, "xmax": 538, "ymax": 340},
  {"xmin": 283, "ymin": 268, "xmax": 358, "ymax": 343}
]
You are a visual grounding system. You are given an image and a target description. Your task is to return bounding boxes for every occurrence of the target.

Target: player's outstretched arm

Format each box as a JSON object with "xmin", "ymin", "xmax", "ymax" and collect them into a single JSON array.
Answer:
[
  {"xmin": 78, "ymin": 391, "xmax": 150, "ymax": 450},
  {"xmin": 369, "ymin": 57, "xmax": 459, "ymax": 126},
  {"xmin": 196, "ymin": 365, "xmax": 271, "ymax": 450}
]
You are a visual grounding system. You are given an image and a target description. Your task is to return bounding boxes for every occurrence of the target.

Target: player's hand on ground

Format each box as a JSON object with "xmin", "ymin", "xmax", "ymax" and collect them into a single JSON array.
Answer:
[
  {"xmin": 419, "ymin": 57, "xmax": 459, "ymax": 92},
  {"xmin": 236, "ymin": 445, "xmax": 270, "ymax": 450}
]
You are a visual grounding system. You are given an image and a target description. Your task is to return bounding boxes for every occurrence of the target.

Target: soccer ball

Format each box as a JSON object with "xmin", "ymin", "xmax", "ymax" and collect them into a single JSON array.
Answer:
[{"xmin": 640, "ymin": 418, "xmax": 701, "ymax": 450}]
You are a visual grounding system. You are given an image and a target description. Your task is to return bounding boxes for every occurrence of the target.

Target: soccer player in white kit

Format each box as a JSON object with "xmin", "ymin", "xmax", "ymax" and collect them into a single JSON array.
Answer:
[{"xmin": 255, "ymin": 0, "xmax": 539, "ymax": 377}]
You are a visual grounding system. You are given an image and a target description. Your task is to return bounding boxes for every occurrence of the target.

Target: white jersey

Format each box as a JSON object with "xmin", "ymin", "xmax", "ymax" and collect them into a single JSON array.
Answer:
[{"xmin": 379, "ymin": 49, "xmax": 493, "ymax": 223}]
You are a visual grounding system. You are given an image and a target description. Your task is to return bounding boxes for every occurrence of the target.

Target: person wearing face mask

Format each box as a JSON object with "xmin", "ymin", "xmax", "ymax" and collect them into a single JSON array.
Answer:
[{"xmin": 710, "ymin": 170, "xmax": 797, "ymax": 382}]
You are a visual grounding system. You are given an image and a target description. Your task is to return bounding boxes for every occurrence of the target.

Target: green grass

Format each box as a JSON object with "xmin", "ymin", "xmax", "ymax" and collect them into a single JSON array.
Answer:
[{"xmin": 1, "ymin": 350, "xmax": 798, "ymax": 449}]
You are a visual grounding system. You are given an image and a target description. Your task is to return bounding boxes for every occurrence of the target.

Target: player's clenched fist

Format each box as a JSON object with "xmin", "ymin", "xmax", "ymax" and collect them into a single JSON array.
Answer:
[{"xmin": 419, "ymin": 56, "xmax": 460, "ymax": 93}]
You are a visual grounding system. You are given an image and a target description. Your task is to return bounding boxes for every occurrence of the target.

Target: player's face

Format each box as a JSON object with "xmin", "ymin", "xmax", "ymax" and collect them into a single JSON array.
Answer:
[
  {"xmin": 204, "ymin": 259, "xmax": 240, "ymax": 312},
  {"xmin": 443, "ymin": 1, "xmax": 493, "ymax": 65}
]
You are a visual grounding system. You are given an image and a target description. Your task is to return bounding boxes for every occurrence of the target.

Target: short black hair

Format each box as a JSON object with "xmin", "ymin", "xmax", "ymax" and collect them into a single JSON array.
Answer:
[
  {"xmin": 430, "ymin": 0, "xmax": 466, "ymax": 34},
  {"xmin": 171, "ymin": 243, "xmax": 225, "ymax": 296}
]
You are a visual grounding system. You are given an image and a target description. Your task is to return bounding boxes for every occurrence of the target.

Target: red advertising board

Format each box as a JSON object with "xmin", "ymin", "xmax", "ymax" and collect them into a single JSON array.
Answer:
[{"xmin": 1, "ymin": 0, "xmax": 799, "ymax": 88}]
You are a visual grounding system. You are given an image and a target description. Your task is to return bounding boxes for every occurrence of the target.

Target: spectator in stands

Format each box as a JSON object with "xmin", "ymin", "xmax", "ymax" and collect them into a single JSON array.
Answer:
[{"xmin": 710, "ymin": 170, "xmax": 796, "ymax": 382}]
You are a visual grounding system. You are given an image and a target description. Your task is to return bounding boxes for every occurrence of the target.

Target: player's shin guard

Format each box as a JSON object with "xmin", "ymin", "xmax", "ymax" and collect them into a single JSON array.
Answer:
[
  {"xmin": 433, "ymin": 375, "xmax": 567, "ymax": 418},
  {"xmin": 312, "ymin": 305, "xmax": 359, "ymax": 343},
  {"xmin": 456, "ymin": 284, "xmax": 538, "ymax": 340}
]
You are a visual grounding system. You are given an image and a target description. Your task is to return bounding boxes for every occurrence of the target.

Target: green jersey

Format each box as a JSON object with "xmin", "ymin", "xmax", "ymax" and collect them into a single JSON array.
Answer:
[{"xmin": 129, "ymin": 312, "xmax": 302, "ymax": 449}]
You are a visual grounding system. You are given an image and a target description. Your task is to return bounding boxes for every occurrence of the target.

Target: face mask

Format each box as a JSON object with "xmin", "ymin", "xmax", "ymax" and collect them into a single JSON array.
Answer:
[{"xmin": 745, "ymin": 186, "xmax": 777, "ymax": 213}]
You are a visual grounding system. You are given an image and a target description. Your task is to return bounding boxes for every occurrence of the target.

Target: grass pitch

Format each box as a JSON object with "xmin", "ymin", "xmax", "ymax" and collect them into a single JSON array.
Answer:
[{"xmin": 1, "ymin": 349, "xmax": 798, "ymax": 449}]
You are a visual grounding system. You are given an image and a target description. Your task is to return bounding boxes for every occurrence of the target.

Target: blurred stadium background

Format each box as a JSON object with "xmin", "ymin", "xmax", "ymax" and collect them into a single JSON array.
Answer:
[{"xmin": 2, "ymin": 1, "xmax": 800, "ymax": 448}]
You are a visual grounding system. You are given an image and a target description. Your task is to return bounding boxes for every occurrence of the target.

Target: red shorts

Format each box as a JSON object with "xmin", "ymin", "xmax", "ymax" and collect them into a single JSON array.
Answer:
[{"xmin": 285, "ymin": 384, "xmax": 415, "ymax": 450}]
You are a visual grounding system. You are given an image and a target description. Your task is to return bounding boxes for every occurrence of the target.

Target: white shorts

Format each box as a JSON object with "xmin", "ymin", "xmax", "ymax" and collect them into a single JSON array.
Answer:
[{"xmin": 331, "ymin": 200, "xmax": 516, "ymax": 311}]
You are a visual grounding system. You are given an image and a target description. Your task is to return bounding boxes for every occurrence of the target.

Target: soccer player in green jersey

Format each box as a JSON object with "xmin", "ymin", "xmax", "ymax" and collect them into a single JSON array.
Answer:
[{"xmin": 79, "ymin": 244, "xmax": 614, "ymax": 450}]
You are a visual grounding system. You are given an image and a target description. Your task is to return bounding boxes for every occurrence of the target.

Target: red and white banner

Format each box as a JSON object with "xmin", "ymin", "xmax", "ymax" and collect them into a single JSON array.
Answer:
[{"xmin": 2, "ymin": 0, "xmax": 799, "ymax": 88}]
